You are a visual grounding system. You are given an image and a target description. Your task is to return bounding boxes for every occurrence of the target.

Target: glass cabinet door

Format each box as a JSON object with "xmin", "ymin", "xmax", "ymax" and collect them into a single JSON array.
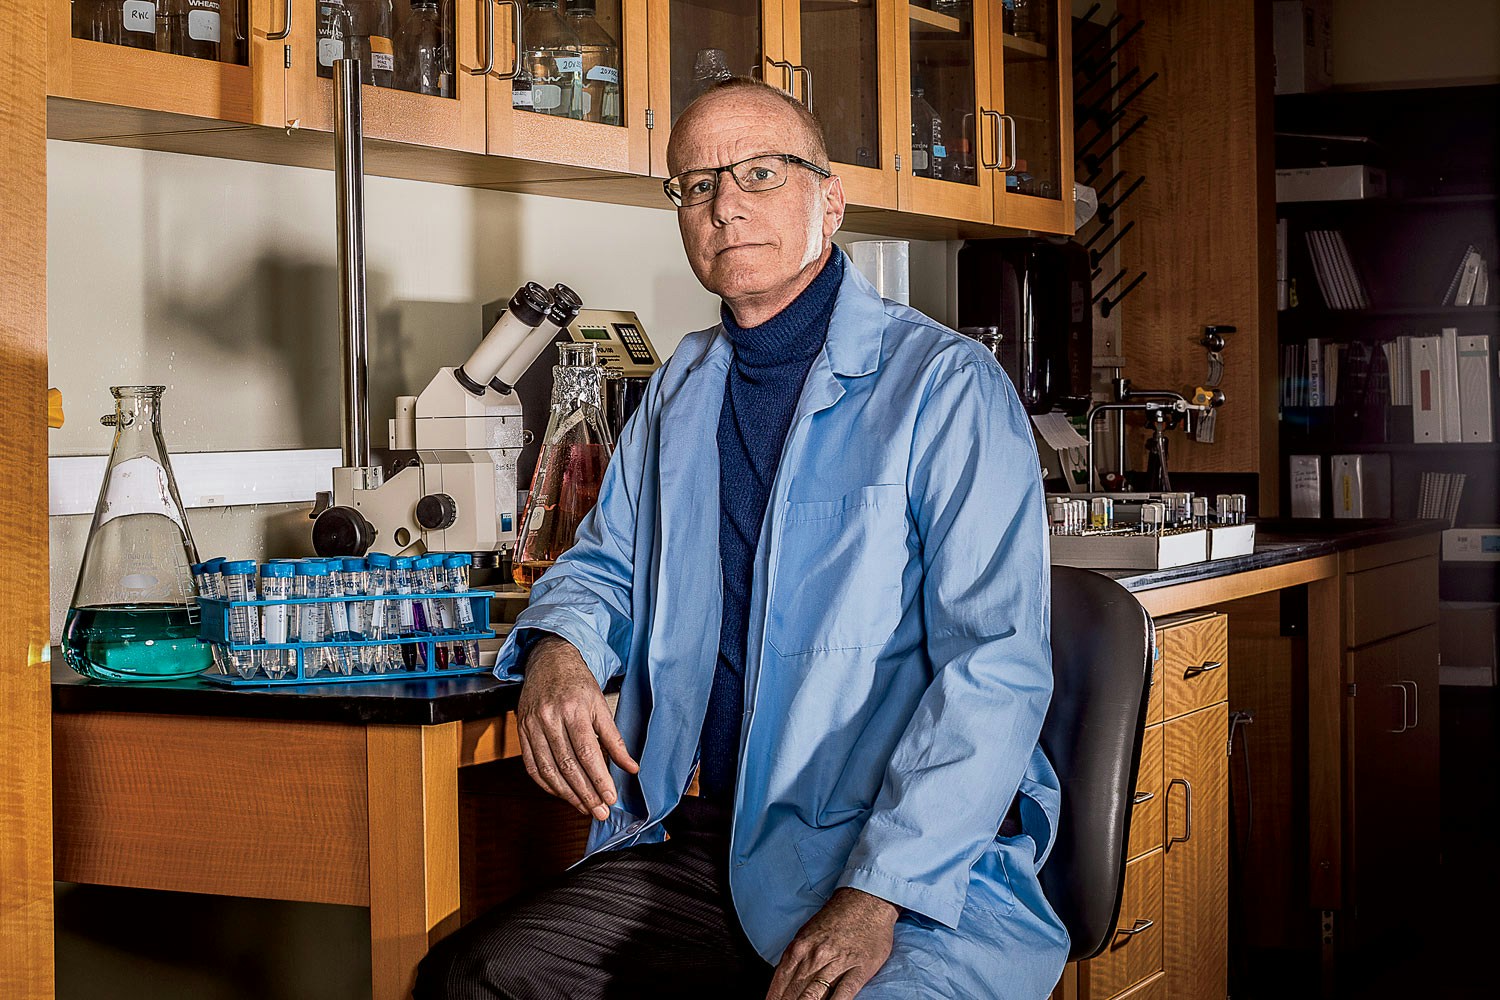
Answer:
[
  {"xmin": 289, "ymin": 1, "xmax": 487, "ymax": 152},
  {"xmin": 51, "ymin": 0, "xmax": 276, "ymax": 126},
  {"xmin": 491, "ymin": 0, "xmax": 650, "ymax": 174},
  {"xmin": 992, "ymin": 0, "xmax": 1072, "ymax": 232},
  {"xmin": 901, "ymin": 0, "xmax": 993, "ymax": 223},
  {"xmin": 649, "ymin": 0, "xmax": 775, "ymax": 178},
  {"xmin": 785, "ymin": 0, "xmax": 896, "ymax": 208}
]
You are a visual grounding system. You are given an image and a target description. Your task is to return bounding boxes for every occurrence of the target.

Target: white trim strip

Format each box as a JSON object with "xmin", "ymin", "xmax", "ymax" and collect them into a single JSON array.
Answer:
[{"xmin": 50, "ymin": 448, "xmax": 343, "ymax": 516}]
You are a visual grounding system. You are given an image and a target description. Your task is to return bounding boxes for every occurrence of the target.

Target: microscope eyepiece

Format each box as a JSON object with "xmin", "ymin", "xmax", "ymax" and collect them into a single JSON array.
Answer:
[
  {"xmin": 546, "ymin": 283, "xmax": 584, "ymax": 327},
  {"xmin": 511, "ymin": 282, "xmax": 554, "ymax": 328}
]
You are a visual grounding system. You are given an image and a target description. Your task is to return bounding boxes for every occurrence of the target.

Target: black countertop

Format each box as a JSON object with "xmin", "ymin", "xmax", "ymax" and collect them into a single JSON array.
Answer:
[{"xmin": 52, "ymin": 519, "xmax": 1444, "ymax": 727}]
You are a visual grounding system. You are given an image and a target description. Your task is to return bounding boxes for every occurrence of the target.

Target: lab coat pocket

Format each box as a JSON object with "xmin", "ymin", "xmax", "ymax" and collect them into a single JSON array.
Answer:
[
  {"xmin": 963, "ymin": 836, "xmax": 1023, "ymax": 917},
  {"xmin": 768, "ymin": 484, "xmax": 908, "ymax": 656},
  {"xmin": 795, "ymin": 822, "xmax": 864, "ymax": 901}
]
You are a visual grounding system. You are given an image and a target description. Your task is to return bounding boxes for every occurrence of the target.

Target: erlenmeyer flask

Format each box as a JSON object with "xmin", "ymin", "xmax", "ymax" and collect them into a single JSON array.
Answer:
[
  {"xmin": 514, "ymin": 344, "xmax": 615, "ymax": 588},
  {"xmin": 63, "ymin": 386, "xmax": 213, "ymax": 681}
]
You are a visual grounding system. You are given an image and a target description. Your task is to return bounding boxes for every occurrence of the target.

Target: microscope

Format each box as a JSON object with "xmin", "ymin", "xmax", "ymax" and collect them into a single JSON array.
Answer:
[{"xmin": 312, "ymin": 282, "xmax": 582, "ymax": 563}]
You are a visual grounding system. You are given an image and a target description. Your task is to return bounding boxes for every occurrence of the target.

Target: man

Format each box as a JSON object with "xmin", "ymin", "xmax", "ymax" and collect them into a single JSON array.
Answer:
[{"xmin": 416, "ymin": 78, "xmax": 1067, "ymax": 999}]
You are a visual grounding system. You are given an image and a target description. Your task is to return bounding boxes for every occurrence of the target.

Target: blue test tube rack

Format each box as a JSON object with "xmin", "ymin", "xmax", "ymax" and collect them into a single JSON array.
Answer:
[{"xmin": 196, "ymin": 591, "xmax": 497, "ymax": 686}]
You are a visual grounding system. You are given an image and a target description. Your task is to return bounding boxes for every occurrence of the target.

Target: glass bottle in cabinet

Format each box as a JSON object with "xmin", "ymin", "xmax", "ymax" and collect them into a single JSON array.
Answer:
[
  {"xmin": 73, "ymin": 0, "xmax": 160, "ymax": 50},
  {"xmin": 346, "ymin": 1, "xmax": 396, "ymax": 88},
  {"xmin": 798, "ymin": 0, "xmax": 882, "ymax": 170},
  {"xmin": 317, "ymin": 1, "xmax": 355, "ymax": 76},
  {"xmin": 908, "ymin": 7, "xmax": 979, "ymax": 188},
  {"xmin": 517, "ymin": 0, "xmax": 584, "ymax": 120},
  {"xmin": 161, "ymin": 0, "xmax": 222, "ymax": 61},
  {"xmin": 397, "ymin": 1, "xmax": 453, "ymax": 98},
  {"xmin": 567, "ymin": 0, "xmax": 622, "ymax": 126},
  {"xmin": 668, "ymin": 0, "xmax": 762, "ymax": 125}
]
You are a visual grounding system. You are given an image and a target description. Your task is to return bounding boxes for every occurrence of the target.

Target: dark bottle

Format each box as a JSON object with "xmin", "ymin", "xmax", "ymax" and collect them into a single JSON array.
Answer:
[
  {"xmin": 163, "ymin": 0, "xmax": 222, "ymax": 61},
  {"xmin": 346, "ymin": 0, "xmax": 396, "ymax": 87},
  {"xmin": 118, "ymin": 0, "xmax": 160, "ymax": 50}
]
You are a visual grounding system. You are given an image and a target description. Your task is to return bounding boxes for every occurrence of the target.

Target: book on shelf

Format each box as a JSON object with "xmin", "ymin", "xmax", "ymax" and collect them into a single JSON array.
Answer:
[
  {"xmin": 1418, "ymin": 471, "xmax": 1467, "ymax": 527},
  {"xmin": 1457, "ymin": 334, "xmax": 1495, "ymax": 443},
  {"xmin": 1303, "ymin": 228, "xmax": 1370, "ymax": 309},
  {"xmin": 1439, "ymin": 327, "xmax": 1464, "ymax": 443},
  {"xmin": 1443, "ymin": 245, "xmax": 1491, "ymax": 307},
  {"xmin": 1409, "ymin": 336, "xmax": 1444, "ymax": 443}
]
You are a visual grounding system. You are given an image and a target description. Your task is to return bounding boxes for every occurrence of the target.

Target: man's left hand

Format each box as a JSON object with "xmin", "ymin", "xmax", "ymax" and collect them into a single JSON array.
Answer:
[{"xmin": 766, "ymin": 888, "xmax": 899, "ymax": 1000}]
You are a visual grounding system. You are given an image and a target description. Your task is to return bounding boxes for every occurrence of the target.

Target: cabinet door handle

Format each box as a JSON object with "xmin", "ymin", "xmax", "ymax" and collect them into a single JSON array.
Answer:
[
  {"xmin": 979, "ymin": 108, "xmax": 1002, "ymax": 169},
  {"xmin": 268, "ymin": 0, "xmax": 292, "ymax": 40},
  {"xmin": 1117, "ymin": 917, "xmax": 1154, "ymax": 937},
  {"xmin": 469, "ymin": 0, "xmax": 497, "ymax": 76},
  {"xmin": 998, "ymin": 113, "xmax": 1018, "ymax": 172},
  {"xmin": 1182, "ymin": 659, "xmax": 1224, "ymax": 680},
  {"xmin": 1401, "ymin": 680, "xmax": 1419, "ymax": 730},
  {"xmin": 1167, "ymin": 777, "xmax": 1192, "ymax": 847},
  {"xmin": 793, "ymin": 65, "xmax": 812, "ymax": 111},
  {"xmin": 1132, "ymin": 790, "xmax": 1154, "ymax": 806},
  {"xmin": 771, "ymin": 59, "xmax": 796, "ymax": 95},
  {"xmin": 1386, "ymin": 683, "xmax": 1409, "ymax": 733},
  {"xmin": 491, "ymin": 1, "xmax": 523, "ymax": 81}
]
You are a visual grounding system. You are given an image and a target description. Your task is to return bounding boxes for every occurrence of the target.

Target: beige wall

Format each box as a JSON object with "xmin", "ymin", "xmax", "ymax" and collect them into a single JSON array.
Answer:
[
  {"xmin": 1330, "ymin": 0, "xmax": 1500, "ymax": 88},
  {"xmin": 46, "ymin": 140, "xmax": 953, "ymax": 639}
]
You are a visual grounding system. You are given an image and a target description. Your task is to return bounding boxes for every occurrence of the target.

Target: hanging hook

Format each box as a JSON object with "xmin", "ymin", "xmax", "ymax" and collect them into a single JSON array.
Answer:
[
  {"xmin": 1089, "ymin": 219, "xmax": 1136, "ymax": 269},
  {"xmin": 1095, "ymin": 176, "xmax": 1146, "ymax": 228},
  {"xmin": 1100, "ymin": 271, "xmax": 1148, "ymax": 317}
]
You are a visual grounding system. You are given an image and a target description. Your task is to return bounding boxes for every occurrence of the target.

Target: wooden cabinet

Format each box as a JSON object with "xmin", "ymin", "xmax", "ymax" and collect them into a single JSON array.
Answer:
[
  {"xmin": 48, "ymin": 0, "xmax": 287, "ymax": 128},
  {"xmin": 47, "ymin": 0, "xmax": 1074, "ymax": 233},
  {"xmin": 495, "ymin": 0, "xmax": 651, "ymax": 173},
  {"xmin": 1079, "ymin": 612, "xmax": 1229, "ymax": 1000}
]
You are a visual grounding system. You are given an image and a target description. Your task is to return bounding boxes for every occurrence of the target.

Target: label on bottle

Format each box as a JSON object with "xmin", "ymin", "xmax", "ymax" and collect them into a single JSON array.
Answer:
[
  {"xmin": 531, "ymin": 83, "xmax": 563, "ymax": 111},
  {"xmin": 512, "ymin": 87, "xmax": 535, "ymax": 108},
  {"xmin": 319, "ymin": 37, "xmax": 345, "ymax": 67},
  {"xmin": 526, "ymin": 505, "xmax": 546, "ymax": 532},
  {"xmin": 370, "ymin": 34, "xmax": 394, "ymax": 72},
  {"xmin": 99, "ymin": 456, "xmax": 186, "ymax": 530},
  {"xmin": 188, "ymin": 10, "xmax": 221, "ymax": 43},
  {"xmin": 123, "ymin": 0, "xmax": 157, "ymax": 34},
  {"xmin": 586, "ymin": 65, "xmax": 620, "ymax": 84},
  {"xmin": 556, "ymin": 55, "xmax": 583, "ymax": 76},
  {"xmin": 580, "ymin": 92, "xmax": 592, "ymax": 117}
]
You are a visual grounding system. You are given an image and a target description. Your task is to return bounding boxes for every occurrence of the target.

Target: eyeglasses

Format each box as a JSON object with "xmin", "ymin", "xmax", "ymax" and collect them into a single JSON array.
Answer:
[{"xmin": 663, "ymin": 153, "xmax": 832, "ymax": 208}]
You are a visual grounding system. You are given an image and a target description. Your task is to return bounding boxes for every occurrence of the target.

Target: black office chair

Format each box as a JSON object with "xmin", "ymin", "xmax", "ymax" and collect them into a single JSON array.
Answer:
[{"xmin": 1037, "ymin": 565, "xmax": 1155, "ymax": 961}]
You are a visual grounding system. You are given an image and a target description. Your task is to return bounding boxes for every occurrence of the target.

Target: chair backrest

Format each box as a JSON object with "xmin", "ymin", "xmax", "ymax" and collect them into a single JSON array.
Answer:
[{"xmin": 1037, "ymin": 565, "xmax": 1155, "ymax": 962}]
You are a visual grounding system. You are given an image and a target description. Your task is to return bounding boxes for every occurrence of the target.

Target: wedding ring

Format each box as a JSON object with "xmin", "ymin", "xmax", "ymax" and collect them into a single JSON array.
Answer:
[{"xmin": 813, "ymin": 979, "xmax": 833, "ymax": 992}]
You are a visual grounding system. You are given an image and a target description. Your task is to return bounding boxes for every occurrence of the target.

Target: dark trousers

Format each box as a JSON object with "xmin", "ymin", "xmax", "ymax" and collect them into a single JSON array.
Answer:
[{"xmin": 414, "ymin": 797, "xmax": 774, "ymax": 999}]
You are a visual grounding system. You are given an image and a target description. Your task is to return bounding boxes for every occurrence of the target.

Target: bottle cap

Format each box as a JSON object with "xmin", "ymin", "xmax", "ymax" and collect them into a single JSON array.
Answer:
[
  {"xmin": 546, "ymin": 283, "xmax": 584, "ymax": 327},
  {"xmin": 509, "ymin": 283, "xmax": 554, "ymax": 329},
  {"xmin": 445, "ymin": 554, "xmax": 473, "ymax": 568},
  {"xmin": 341, "ymin": 557, "xmax": 367, "ymax": 573},
  {"xmin": 393, "ymin": 556, "xmax": 416, "ymax": 569},
  {"xmin": 365, "ymin": 552, "xmax": 393, "ymax": 568},
  {"xmin": 295, "ymin": 560, "xmax": 331, "ymax": 576},
  {"xmin": 222, "ymin": 560, "xmax": 258, "ymax": 574},
  {"xmin": 190, "ymin": 562, "xmax": 208, "ymax": 575},
  {"xmin": 416, "ymin": 554, "xmax": 444, "ymax": 569},
  {"xmin": 261, "ymin": 562, "xmax": 296, "ymax": 578},
  {"xmin": 204, "ymin": 557, "xmax": 227, "ymax": 573}
]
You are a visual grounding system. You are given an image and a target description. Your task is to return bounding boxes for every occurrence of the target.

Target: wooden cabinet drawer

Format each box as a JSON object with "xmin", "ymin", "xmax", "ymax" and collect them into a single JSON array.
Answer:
[
  {"xmin": 1157, "ymin": 614, "xmax": 1228, "ymax": 720},
  {"xmin": 1110, "ymin": 971, "xmax": 1165, "ymax": 1000},
  {"xmin": 1127, "ymin": 725, "xmax": 1164, "ymax": 860},
  {"xmin": 1345, "ymin": 556, "xmax": 1439, "ymax": 648},
  {"xmin": 1080, "ymin": 850, "xmax": 1164, "ymax": 998}
]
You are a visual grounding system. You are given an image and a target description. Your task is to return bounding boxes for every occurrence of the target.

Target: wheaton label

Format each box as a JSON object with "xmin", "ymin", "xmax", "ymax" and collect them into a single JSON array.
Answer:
[{"xmin": 188, "ymin": 10, "xmax": 221, "ymax": 43}]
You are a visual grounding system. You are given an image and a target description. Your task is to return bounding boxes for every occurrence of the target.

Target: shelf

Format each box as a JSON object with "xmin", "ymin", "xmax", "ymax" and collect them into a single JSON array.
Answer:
[
  {"xmin": 1001, "ymin": 33, "xmax": 1050, "ymax": 60},
  {"xmin": 1280, "ymin": 305, "xmax": 1500, "ymax": 321},
  {"xmin": 909, "ymin": 8, "xmax": 963, "ymax": 34},
  {"xmin": 1277, "ymin": 192, "xmax": 1496, "ymax": 210},
  {"xmin": 1279, "ymin": 440, "xmax": 1500, "ymax": 454}
]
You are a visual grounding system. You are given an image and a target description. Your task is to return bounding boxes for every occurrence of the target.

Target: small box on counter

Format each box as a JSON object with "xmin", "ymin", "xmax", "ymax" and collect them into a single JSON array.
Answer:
[
  {"xmin": 1208, "ymin": 523, "xmax": 1258, "ymax": 560},
  {"xmin": 1049, "ymin": 530, "xmax": 1209, "ymax": 571},
  {"xmin": 1276, "ymin": 165, "xmax": 1387, "ymax": 202},
  {"xmin": 1440, "ymin": 601, "xmax": 1498, "ymax": 687}
]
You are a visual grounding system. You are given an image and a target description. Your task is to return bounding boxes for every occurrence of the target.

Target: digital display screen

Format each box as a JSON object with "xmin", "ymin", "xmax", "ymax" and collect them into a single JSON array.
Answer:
[
  {"xmin": 1483, "ymin": 536, "xmax": 1500, "ymax": 553},
  {"xmin": 579, "ymin": 326, "xmax": 611, "ymax": 341}
]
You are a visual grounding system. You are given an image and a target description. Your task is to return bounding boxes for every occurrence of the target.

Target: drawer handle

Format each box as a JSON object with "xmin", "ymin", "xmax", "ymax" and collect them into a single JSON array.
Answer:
[
  {"xmin": 1182, "ymin": 659, "xmax": 1223, "ymax": 680},
  {"xmin": 1167, "ymin": 777, "xmax": 1192, "ymax": 847},
  {"xmin": 1132, "ymin": 790, "xmax": 1154, "ymax": 806},
  {"xmin": 1117, "ymin": 917, "xmax": 1154, "ymax": 938}
]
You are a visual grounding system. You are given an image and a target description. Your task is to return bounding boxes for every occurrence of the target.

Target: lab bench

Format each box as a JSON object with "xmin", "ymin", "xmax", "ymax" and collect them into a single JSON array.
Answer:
[{"xmin": 51, "ymin": 520, "xmax": 1443, "ymax": 1000}]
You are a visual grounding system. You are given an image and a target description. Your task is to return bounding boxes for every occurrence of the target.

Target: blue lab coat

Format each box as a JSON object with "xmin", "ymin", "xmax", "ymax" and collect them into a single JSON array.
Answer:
[{"xmin": 495, "ymin": 261, "xmax": 1069, "ymax": 997}]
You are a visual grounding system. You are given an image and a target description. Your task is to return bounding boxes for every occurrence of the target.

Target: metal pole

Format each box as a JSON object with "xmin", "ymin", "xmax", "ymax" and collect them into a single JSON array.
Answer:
[{"xmin": 334, "ymin": 58, "xmax": 370, "ymax": 470}]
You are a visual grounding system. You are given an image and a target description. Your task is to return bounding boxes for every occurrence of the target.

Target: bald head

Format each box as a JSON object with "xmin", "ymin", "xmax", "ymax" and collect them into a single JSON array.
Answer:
[{"xmin": 667, "ymin": 78, "xmax": 829, "ymax": 176}]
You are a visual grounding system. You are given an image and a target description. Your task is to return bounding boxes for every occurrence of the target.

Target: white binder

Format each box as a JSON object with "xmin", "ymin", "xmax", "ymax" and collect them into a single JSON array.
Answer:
[
  {"xmin": 1458, "ymin": 334, "xmax": 1494, "ymax": 443},
  {"xmin": 1439, "ymin": 327, "xmax": 1464, "ymax": 442},
  {"xmin": 1331, "ymin": 453, "xmax": 1391, "ymax": 518},
  {"xmin": 1409, "ymin": 336, "xmax": 1445, "ymax": 443}
]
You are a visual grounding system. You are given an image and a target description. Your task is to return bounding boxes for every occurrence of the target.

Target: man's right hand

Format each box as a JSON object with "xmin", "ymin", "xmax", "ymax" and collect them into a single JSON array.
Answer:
[{"xmin": 516, "ymin": 634, "xmax": 640, "ymax": 821}]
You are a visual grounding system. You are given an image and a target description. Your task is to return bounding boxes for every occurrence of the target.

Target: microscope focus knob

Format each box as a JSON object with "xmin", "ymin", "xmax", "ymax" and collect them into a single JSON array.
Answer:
[
  {"xmin": 313, "ymin": 506, "xmax": 375, "ymax": 557},
  {"xmin": 416, "ymin": 493, "xmax": 459, "ymax": 531}
]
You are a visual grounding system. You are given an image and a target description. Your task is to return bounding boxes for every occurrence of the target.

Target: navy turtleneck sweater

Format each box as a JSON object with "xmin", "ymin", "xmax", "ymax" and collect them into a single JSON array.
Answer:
[{"xmin": 698, "ymin": 249, "xmax": 845, "ymax": 805}]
